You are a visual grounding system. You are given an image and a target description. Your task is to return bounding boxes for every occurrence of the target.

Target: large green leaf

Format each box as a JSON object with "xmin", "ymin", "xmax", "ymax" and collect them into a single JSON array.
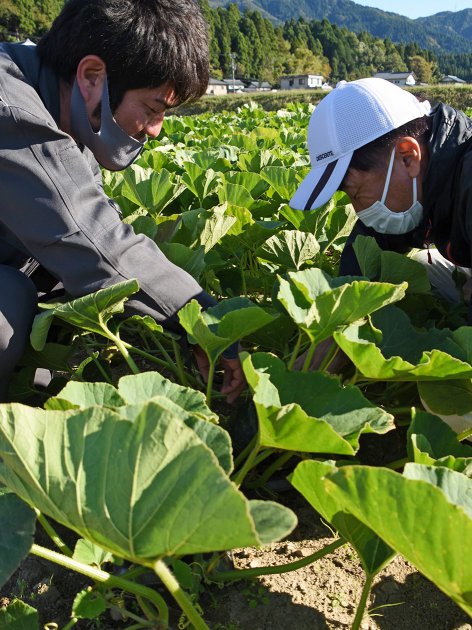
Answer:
[
  {"xmin": 0, "ymin": 490, "xmax": 36, "ymax": 587},
  {"xmin": 334, "ymin": 306, "xmax": 472, "ymax": 381},
  {"xmin": 30, "ymin": 280, "xmax": 140, "ymax": 351},
  {"xmin": 0, "ymin": 403, "xmax": 296, "ymax": 562},
  {"xmin": 0, "ymin": 600, "xmax": 39, "ymax": 630},
  {"xmin": 277, "ymin": 268, "xmax": 406, "ymax": 344},
  {"xmin": 407, "ymin": 410, "xmax": 472, "ymax": 474},
  {"xmin": 290, "ymin": 461, "xmax": 395, "ymax": 575},
  {"xmin": 354, "ymin": 235, "xmax": 431, "ymax": 293},
  {"xmin": 178, "ymin": 298, "xmax": 277, "ymax": 364},
  {"xmin": 324, "ymin": 464, "xmax": 472, "ymax": 617},
  {"xmin": 242, "ymin": 353, "xmax": 394, "ymax": 455},
  {"xmin": 260, "ymin": 166, "xmax": 299, "ymax": 200},
  {"xmin": 256, "ymin": 230, "xmax": 320, "ymax": 270},
  {"xmin": 122, "ymin": 166, "xmax": 184, "ymax": 214},
  {"xmin": 47, "ymin": 374, "xmax": 229, "ymax": 471}
]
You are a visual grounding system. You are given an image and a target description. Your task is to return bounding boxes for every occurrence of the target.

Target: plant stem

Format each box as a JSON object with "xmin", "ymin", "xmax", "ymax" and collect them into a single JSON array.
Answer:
[
  {"xmin": 384, "ymin": 406, "xmax": 414, "ymax": 416},
  {"xmin": 30, "ymin": 544, "xmax": 169, "ymax": 627},
  {"xmin": 384, "ymin": 456, "xmax": 408, "ymax": 470},
  {"xmin": 122, "ymin": 342, "xmax": 179, "ymax": 376},
  {"xmin": 61, "ymin": 619, "xmax": 78, "ymax": 630},
  {"xmin": 234, "ymin": 434, "xmax": 258, "ymax": 470},
  {"xmin": 206, "ymin": 360, "xmax": 216, "ymax": 406},
  {"xmin": 302, "ymin": 341, "xmax": 317, "ymax": 372},
  {"xmin": 351, "ymin": 573, "xmax": 374, "ymax": 630},
  {"xmin": 458, "ymin": 426, "xmax": 472, "ymax": 442},
  {"xmin": 210, "ymin": 538, "xmax": 346, "ymax": 582},
  {"xmin": 35, "ymin": 511, "xmax": 73, "ymax": 557},
  {"xmin": 111, "ymin": 334, "xmax": 141, "ymax": 375},
  {"xmin": 247, "ymin": 452, "xmax": 294, "ymax": 489},
  {"xmin": 232, "ymin": 434, "xmax": 261, "ymax": 487},
  {"xmin": 171, "ymin": 338, "xmax": 189, "ymax": 387},
  {"xmin": 153, "ymin": 560, "xmax": 210, "ymax": 630},
  {"xmin": 287, "ymin": 332, "xmax": 303, "ymax": 370},
  {"xmin": 318, "ymin": 341, "xmax": 339, "ymax": 373},
  {"xmin": 91, "ymin": 354, "xmax": 114, "ymax": 384},
  {"xmin": 106, "ymin": 601, "xmax": 155, "ymax": 626}
]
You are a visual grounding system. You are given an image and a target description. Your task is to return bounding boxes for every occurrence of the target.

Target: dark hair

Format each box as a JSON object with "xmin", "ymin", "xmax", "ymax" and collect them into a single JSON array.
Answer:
[
  {"xmin": 37, "ymin": 0, "xmax": 209, "ymax": 109},
  {"xmin": 348, "ymin": 115, "xmax": 432, "ymax": 172}
]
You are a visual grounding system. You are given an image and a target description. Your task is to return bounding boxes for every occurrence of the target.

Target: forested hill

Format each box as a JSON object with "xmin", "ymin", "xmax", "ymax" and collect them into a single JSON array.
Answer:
[
  {"xmin": 208, "ymin": 0, "xmax": 472, "ymax": 54},
  {"xmin": 1, "ymin": 0, "xmax": 472, "ymax": 83}
]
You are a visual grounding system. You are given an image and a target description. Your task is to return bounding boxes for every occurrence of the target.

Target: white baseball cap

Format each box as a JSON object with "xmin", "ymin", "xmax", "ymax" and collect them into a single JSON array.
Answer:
[{"xmin": 290, "ymin": 78, "xmax": 431, "ymax": 211}]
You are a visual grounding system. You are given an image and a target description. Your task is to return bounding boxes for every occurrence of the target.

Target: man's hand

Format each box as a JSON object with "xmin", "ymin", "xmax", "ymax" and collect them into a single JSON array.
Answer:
[
  {"xmin": 193, "ymin": 346, "xmax": 246, "ymax": 403},
  {"xmin": 220, "ymin": 356, "xmax": 246, "ymax": 404}
]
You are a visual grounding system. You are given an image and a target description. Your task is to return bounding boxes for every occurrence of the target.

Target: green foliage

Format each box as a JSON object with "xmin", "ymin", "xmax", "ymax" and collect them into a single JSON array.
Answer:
[{"xmin": 0, "ymin": 490, "xmax": 36, "ymax": 588}]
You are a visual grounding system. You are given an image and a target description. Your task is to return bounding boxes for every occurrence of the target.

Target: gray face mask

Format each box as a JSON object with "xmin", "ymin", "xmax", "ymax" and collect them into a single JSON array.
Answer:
[{"xmin": 70, "ymin": 77, "xmax": 144, "ymax": 171}]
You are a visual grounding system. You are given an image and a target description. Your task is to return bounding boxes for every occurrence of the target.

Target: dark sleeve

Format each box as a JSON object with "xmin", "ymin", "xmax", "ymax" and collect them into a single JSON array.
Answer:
[{"xmin": 0, "ymin": 90, "xmax": 215, "ymax": 330}]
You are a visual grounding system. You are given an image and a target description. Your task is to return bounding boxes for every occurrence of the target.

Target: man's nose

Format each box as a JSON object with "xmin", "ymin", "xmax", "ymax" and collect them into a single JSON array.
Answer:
[{"xmin": 144, "ymin": 114, "xmax": 165, "ymax": 139}]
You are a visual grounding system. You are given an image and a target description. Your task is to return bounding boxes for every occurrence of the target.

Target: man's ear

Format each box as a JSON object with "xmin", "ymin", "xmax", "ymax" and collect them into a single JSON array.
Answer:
[
  {"xmin": 395, "ymin": 137, "xmax": 422, "ymax": 178},
  {"xmin": 75, "ymin": 55, "xmax": 107, "ymax": 106}
]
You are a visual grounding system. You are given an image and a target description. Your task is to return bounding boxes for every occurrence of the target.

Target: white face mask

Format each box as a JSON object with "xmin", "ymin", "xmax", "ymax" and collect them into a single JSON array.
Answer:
[{"xmin": 356, "ymin": 149, "xmax": 423, "ymax": 234}]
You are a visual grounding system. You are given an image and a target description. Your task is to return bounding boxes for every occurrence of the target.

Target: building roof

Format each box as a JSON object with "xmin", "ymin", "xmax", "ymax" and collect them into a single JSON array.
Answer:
[
  {"xmin": 223, "ymin": 79, "xmax": 246, "ymax": 87},
  {"xmin": 373, "ymin": 72, "xmax": 414, "ymax": 80},
  {"xmin": 281, "ymin": 74, "xmax": 324, "ymax": 80},
  {"xmin": 441, "ymin": 75, "xmax": 466, "ymax": 83},
  {"xmin": 208, "ymin": 77, "xmax": 227, "ymax": 85}
]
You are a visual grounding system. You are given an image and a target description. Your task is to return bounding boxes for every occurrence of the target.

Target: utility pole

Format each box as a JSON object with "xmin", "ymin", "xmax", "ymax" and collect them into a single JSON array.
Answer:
[{"xmin": 230, "ymin": 52, "xmax": 236, "ymax": 94}]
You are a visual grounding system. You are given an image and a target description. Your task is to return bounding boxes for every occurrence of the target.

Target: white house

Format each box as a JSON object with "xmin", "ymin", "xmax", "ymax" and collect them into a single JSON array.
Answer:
[
  {"xmin": 373, "ymin": 72, "xmax": 416, "ymax": 86},
  {"xmin": 223, "ymin": 78, "xmax": 245, "ymax": 93},
  {"xmin": 206, "ymin": 78, "xmax": 228, "ymax": 96},
  {"xmin": 280, "ymin": 75, "xmax": 324, "ymax": 90}
]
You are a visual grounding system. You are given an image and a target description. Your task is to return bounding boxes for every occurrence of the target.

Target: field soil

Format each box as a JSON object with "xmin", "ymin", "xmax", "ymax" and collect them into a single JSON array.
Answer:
[{"xmin": 1, "ymin": 487, "xmax": 471, "ymax": 630}]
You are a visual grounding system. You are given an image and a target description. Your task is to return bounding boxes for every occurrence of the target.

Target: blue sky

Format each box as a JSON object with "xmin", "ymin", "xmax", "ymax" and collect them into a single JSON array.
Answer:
[{"xmin": 354, "ymin": 0, "xmax": 472, "ymax": 18}]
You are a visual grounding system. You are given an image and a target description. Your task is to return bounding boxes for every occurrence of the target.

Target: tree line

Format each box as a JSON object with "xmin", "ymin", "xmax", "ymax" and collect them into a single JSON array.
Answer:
[{"xmin": 0, "ymin": 0, "xmax": 470, "ymax": 84}]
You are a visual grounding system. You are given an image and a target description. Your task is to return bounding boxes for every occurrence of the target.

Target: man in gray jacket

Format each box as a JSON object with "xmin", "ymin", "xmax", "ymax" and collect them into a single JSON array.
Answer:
[{"xmin": 0, "ymin": 0, "xmax": 244, "ymax": 401}]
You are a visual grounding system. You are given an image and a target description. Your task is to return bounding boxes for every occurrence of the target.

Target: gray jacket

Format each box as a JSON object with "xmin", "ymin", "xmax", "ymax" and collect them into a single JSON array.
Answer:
[{"xmin": 0, "ymin": 42, "xmax": 216, "ymax": 328}]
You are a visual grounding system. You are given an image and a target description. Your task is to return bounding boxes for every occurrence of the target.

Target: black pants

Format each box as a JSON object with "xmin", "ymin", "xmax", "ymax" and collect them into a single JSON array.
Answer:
[{"xmin": 0, "ymin": 265, "xmax": 37, "ymax": 401}]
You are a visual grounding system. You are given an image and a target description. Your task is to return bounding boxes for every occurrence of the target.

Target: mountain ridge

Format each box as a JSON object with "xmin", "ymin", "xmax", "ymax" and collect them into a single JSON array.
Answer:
[{"xmin": 207, "ymin": 0, "xmax": 472, "ymax": 53}]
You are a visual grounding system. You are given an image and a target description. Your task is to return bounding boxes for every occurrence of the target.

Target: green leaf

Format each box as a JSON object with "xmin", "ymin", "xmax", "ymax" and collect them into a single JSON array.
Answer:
[
  {"xmin": 290, "ymin": 461, "xmax": 395, "ymax": 576},
  {"xmin": 0, "ymin": 600, "xmax": 39, "ymax": 630},
  {"xmin": 0, "ymin": 491, "xmax": 36, "ymax": 587},
  {"xmin": 19, "ymin": 343, "xmax": 72, "ymax": 371},
  {"xmin": 418, "ymin": 380, "xmax": 472, "ymax": 415},
  {"xmin": 408, "ymin": 410, "xmax": 472, "ymax": 473},
  {"xmin": 117, "ymin": 372, "xmax": 218, "ymax": 423},
  {"xmin": 278, "ymin": 268, "xmax": 406, "ymax": 344},
  {"xmin": 72, "ymin": 589, "xmax": 107, "ymax": 620},
  {"xmin": 31, "ymin": 280, "xmax": 140, "ymax": 351},
  {"xmin": 122, "ymin": 166, "xmax": 184, "ymax": 214},
  {"xmin": 178, "ymin": 298, "xmax": 276, "ymax": 365},
  {"xmin": 73, "ymin": 539, "xmax": 113, "ymax": 567},
  {"xmin": 199, "ymin": 207, "xmax": 237, "ymax": 253},
  {"xmin": 242, "ymin": 353, "xmax": 394, "ymax": 455},
  {"xmin": 218, "ymin": 182, "xmax": 255, "ymax": 210},
  {"xmin": 0, "ymin": 403, "xmax": 296, "ymax": 560},
  {"xmin": 256, "ymin": 230, "xmax": 320, "ymax": 270},
  {"xmin": 334, "ymin": 306, "xmax": 472, "ymax": 381},
  {"xmin": 48, "ymin": 381, "xmax": 126, "ymax": 408},
  {"xmin": 260, "ymin": 166, "xmax": 299, "ymax": 200},
  {"xmin": 354, "ymin": 236, "xmax": 431, "ymax": 293},
  {"xmin": 159, "ymin": 243, "xmax": 206, "ymax": 281},
  {"xmin": 324, "ymin": 465, "xmax": 472, "ymax": 617},
  {"xmin": 248, "ymin": 500, "xmax": 298, "ymax": 546}
]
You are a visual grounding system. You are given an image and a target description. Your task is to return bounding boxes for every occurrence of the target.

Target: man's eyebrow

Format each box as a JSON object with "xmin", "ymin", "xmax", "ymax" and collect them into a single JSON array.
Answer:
[{"xmin": 154, "ymin": 97, "xmax": 177, "ymax": 109}]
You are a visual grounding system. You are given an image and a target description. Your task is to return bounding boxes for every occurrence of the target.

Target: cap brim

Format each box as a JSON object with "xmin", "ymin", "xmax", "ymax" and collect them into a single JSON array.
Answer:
[{"xmin": 290, "ymin": 152, "xmax": 352, "ymax": 211}]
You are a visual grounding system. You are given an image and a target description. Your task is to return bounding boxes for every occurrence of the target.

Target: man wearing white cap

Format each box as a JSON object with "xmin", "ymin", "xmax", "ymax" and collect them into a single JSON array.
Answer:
[{"xmin": 290, "ymin": 77, "xmax": 472, "ymax": 307}]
